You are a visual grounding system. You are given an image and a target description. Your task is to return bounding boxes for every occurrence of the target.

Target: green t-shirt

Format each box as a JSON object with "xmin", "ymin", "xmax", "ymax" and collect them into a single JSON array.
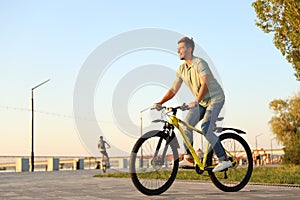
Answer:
[{"xmin": 175, "ymin": 56, "xmax": 225, "ymax": 107}]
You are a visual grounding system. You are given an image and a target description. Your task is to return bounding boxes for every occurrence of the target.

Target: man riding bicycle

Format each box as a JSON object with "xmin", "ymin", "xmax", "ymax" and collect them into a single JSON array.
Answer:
[
  {"xmin": 153, "ymin": 36, "xmax": 231, "ymax": 172},
  {"xmin": 98, "ymin": 136, "xmax": 111, "ymax": 168}
]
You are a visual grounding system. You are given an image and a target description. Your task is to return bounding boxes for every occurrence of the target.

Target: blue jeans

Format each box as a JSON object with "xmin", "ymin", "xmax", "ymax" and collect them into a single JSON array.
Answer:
[{"xmin": 183, "ymin": 100, "xmax": 227, "ymax": 161}]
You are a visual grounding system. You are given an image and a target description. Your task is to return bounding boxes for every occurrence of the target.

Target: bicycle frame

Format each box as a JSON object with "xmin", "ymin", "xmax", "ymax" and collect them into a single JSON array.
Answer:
[
  {"xmin": 168, "ymin": 114, "xmax": 206, "ymax": 170},
  {"xmin": 168, "ymin": 113, "xmax": 237, "ymax": 171}
]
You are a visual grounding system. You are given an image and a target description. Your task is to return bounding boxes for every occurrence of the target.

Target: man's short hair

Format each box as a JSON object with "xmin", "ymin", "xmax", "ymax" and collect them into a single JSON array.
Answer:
[{"xmin": 178, "ymin": 37, "xmax": 195, "ymax": 54}]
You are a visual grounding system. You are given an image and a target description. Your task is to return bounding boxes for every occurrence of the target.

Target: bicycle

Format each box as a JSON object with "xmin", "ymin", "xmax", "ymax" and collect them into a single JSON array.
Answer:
[
  {"xmin": 100, "ymin": 147, "xmax": 111, "ymax": 173},
  {"xmin": 101, "ymin": 156, "xmax": 109, "ymax": 173},
  {"xmin": 130, "ymin": 105, "xmax": 253, "ymax": 195}
]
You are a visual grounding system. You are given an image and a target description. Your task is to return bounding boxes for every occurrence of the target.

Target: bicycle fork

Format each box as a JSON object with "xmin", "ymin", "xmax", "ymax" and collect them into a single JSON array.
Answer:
[{"xmin": 152, "ymin": 129, "xmax": 179, "ymax": 167}]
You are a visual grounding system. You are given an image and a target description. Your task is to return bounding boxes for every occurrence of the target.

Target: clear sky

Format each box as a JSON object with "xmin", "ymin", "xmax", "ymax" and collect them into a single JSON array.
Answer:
[{"xmin": 0, "ymin": 0, "xmax": 299, "ymax": 157}]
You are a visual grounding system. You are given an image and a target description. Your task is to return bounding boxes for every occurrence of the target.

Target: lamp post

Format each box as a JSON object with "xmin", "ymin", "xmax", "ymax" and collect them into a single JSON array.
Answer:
[
  {"xmin": 255, "ymin": 133, "xmax": 264, "ymax": 151},
  {"xmin": 31, "ymin": 79, "xmax": 50, "ymax": 172},
  {"xmin": 139, "ymin": 107, "xmax": 150, "ymax": 168}
]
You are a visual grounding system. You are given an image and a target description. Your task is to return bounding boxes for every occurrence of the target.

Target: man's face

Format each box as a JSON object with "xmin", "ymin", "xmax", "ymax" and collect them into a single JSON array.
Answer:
[{"xmin": 177, "ymin": 42, "xmax": 190, "ymax": 60}]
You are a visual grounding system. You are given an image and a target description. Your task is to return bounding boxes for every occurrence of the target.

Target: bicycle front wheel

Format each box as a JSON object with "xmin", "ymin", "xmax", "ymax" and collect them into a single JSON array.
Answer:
[
  {"xmin": 207, "ymin": 132, "xmax": 253, "ymax": 192},
  {"xmin": 130, "ymin": 130, "xmax": 179, "ymax": 195}
]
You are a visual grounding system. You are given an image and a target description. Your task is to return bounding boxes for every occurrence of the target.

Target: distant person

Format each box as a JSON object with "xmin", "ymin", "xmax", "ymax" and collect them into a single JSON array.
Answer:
[
  {"xmin": 197, "ymin": 148, "xmax": 204, "ymax": 161},
  {"xmin": 98, "ymin": 136, "xmax": 111, "ymax": 168},
  {"xmin": 262, "ymin": 151, "xmax": 267, "ymax": 166},
  {"xmin": 256, "ymin": 150, "xmax": 261, "ymax": 166},
  {"xmin": 252, "ymin": 151, "xmax": 256, "ymax": 166}
]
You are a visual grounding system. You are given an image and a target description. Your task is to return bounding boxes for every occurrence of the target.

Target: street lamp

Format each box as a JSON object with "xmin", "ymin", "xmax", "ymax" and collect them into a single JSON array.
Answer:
[
  {"xmin": 31, "ymin": 79, "xmax": 50, "ymax": 172},
  {"xmin": 139, "ymin": 107, "xmax": 150, "ymax": 168},
  {"xmin": 255, "ymin": 133, "xmax": 264, "ymax": 151}
]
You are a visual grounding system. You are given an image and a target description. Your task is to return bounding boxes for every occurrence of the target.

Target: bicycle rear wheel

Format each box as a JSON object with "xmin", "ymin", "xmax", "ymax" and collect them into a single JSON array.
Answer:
[
  {"xmin": 130, "ymin": 130, "xmax": 179, "ymax": 195},
  {"xmin": 102, "ymin": 163, "xmax": 106, "ymax": 173},
  {"xmin": 207, "ymin": 132, "xmax": 253, "ymax": 192}
]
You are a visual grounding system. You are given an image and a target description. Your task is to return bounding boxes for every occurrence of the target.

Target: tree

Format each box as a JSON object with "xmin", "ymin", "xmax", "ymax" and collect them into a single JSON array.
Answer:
[
  {"xmin": 252, "ymin": 0, "xmax": 300, "ymax": 80},
  {"xmin": 269, "ymin": 92, "xmax": 300, "ymax": 165}
]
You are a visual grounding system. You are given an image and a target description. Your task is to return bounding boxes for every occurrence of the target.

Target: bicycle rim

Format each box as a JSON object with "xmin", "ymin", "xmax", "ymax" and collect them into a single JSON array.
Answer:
[
  {"xmin": 130, "ymin": 130, "xmax": 179, "ymax": 195},
  {"xmin": 207, "ymin": 133, "xmax": 253, "ymax": 192}
]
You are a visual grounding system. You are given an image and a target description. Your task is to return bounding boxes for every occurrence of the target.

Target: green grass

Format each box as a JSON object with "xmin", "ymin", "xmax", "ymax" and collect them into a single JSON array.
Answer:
[
  {"xmin": 94, "ymin": 165, "xmax": 300, "ymax": 185},
  {"xmin": 250, "ymin": 165, "xmax": 300, "ymax": 184}
]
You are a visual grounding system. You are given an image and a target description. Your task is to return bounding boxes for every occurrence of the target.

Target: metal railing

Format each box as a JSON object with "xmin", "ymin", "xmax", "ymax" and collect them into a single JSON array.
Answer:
[{"xmin": 0, "ymin": 156, "xmax": 129, "ymax": 172}]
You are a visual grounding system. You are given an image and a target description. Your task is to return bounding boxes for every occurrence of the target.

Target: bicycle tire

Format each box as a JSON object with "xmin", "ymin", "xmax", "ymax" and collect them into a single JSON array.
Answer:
[
  {"xmin": 130, "ymin": 130, "xmax": 179, "ymax": 195},
  {"xmin": 207, "ymin": 132, "xmax": 253, "ymax": 192},
  {"xmin": 102, "ymin": 163, "xmax": 106, "ymax": 173}
]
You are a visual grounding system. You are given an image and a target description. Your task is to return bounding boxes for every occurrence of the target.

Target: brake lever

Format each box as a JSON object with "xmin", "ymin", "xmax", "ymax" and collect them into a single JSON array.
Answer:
[{"xmin": 180, "ymin": 103, "xmax": 189, "ymax": 111}]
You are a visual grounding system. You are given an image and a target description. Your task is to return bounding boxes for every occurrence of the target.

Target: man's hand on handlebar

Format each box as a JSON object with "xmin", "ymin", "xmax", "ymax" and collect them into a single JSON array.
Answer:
[
  {"xmin": 153, "ymin": 103, "xmax": 163, "ymax": 111},
  {"xmin": 188, "ymin": 101, "xmax": 198, "ymax": 109},
  {"xmin": 152, "ymin": 103, "xmax": 191, "ymax": 111},
  {"xmin": 180, "ymin": 103, "xmax": 189, "ymax": 111}
]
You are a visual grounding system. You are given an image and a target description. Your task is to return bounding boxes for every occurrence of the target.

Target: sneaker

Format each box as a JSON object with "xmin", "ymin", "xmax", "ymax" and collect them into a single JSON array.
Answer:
[
  {"xmin": 212, "ymin": 160, "xmax": 232, "ymax": 172},
  {"xmin": 179, "ymin": 154, "xmax": 194, "ymax": 168}
]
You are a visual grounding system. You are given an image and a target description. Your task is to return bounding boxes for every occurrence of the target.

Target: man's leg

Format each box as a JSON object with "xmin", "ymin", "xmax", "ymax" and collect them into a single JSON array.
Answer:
[
  {"xmin": 103, "ymin": 151, "xmax": 110, "ymax": 167},
  {"xmin": 100, "ymin": 151, "xmax": 106, "ymax": 167},
  {"xmin": 201, "ymin": 101, "xmax": 227, "ymax": 160},
  {"xmin": 179, "ymin": 105, "xmax": 206, "ymax": 167},
  {"xmin": 201, "ymin": 101, "xmax": 232, "ymax": 172},
  {"xmin": 106, "ymin": 153, "xmax": 110, "ymax": 168},
  {"xmin": 183, "ymin": 105, "xmax": 204, "ymax": 155}
]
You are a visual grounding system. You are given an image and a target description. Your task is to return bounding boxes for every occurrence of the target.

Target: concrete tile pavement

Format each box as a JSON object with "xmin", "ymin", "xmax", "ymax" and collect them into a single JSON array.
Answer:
[{"xmin": 0, "ymin": 169, "xmax": 299, "ymax": 199}]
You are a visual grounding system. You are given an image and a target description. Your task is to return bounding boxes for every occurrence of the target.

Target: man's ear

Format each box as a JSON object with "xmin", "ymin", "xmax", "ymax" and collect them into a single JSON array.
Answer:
[{"xmin": 188, "ymin": 46, "xmax": 193, "ymax": 54}]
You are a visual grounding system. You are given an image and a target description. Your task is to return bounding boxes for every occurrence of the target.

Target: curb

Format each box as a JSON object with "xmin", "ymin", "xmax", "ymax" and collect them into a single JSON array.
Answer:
[{"xmin": 248, "ymin": 182, "xmax": 300, "ymax": 188}]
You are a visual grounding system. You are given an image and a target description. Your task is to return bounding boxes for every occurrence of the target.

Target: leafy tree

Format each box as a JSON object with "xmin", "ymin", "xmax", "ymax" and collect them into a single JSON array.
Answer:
[
  {"xmin": 269, "ymin": 92, "xmax": 300, "ymax": 165},
  {"xmin": 252, "ymin": 0, "xmax": 300, "ymax": 80}
]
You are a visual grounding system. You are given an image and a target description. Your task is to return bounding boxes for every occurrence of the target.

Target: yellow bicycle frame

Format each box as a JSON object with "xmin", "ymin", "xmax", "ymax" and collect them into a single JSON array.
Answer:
[
  {"xmin": 168, "ymin": 114, "xmax": 206, "ymax": 170},
  {"xmin": 168, "ymin": 113, "xmax": 237, "ymax": 171}
]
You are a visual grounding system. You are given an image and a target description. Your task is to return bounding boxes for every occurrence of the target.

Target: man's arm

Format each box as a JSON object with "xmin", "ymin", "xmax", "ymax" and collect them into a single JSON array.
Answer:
[
  {"xmin": 105, "ymin": 141, "xmax": 111, "ymax": 148},
  {"xmin": 195, "ymin": 74, "xmax": 209, "ymax": 102},
  {"xmin": 158, "ymin": 80, "xmax": 182, "ymax": 105},
  {"xmin": 189, "ymin": 74, "xmax": 209, "ymax": 108}
]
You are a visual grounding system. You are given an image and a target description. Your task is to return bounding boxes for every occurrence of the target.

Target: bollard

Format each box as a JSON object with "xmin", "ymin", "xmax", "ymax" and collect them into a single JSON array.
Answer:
[
  {"xmin": 47, "ymin": 158, "xmax": 60, "ymax": 171},
  {"xmin": 74, "ymin": 159, "xmax": 84, "ymax": 170},
  {"xmin": 118, "ymin": 158, "xmax": 128, "ymax": 168},
  {"xmin": 16, "ymin": 158, "xmax": 30, "ymax": 172}
]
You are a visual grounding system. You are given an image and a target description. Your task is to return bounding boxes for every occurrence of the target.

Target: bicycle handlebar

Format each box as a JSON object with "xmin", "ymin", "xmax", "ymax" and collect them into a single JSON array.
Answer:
[{"xmin": 152, "ymin": 103, "xmax": 189, "ymax": 112}]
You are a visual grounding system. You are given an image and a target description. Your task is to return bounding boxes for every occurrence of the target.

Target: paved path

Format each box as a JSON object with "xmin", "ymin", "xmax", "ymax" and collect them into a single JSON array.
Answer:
[{"xmin": 0, "ymin": 169, "xmax": 299, "ymax": 199}]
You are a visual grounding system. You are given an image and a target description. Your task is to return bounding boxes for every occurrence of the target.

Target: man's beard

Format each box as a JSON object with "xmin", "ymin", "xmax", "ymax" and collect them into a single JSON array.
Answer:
[{"xmin": 179, "ymin": 51, "xmax": 187, "ymax": 60}]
